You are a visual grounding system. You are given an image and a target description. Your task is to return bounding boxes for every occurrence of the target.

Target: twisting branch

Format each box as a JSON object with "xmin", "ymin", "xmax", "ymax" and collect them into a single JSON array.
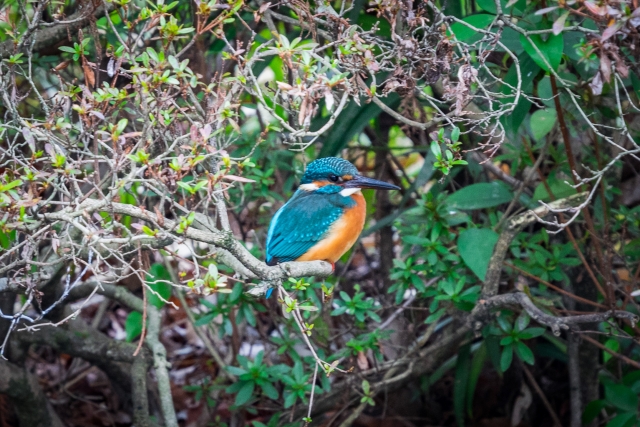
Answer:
[
  {"xmin": 483, "ymin": 192, "xmax": 589, "ymax": 298},
  {"xmin": 472, "ymin": 292, "xmax": 638, "ymax": 336},
  {"xmin": 35, "ymin": 199, "xmax": 334, "ymax": 281}
]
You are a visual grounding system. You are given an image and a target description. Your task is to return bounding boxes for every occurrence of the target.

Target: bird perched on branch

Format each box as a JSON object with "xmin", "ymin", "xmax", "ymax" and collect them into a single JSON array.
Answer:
[{"xmin": 266, "ymin": 157, "xmax": 400, "ymax": 270}]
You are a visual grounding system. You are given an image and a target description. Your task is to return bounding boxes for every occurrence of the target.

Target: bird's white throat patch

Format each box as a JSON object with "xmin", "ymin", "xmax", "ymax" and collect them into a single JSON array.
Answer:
[
  {"xmin": 299, "ymin": 183, "xmax": 361, "ymax": 197},
  {"xmin": 339, "ymin": 188, "xmax": 361, "ymax": 197},
  {"xmin": 299, "ymin": 183, "xmax": 319, "ymax": 191}
]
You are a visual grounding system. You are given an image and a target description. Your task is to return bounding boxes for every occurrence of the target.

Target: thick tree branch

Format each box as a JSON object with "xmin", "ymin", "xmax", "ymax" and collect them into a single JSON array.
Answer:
[
  {"xmin": 71, "ymin": 280, "xmax": 178, "ymax": 427},
  {"xmin": 15, "ymin": 315, "xmax": 146, "ymax": 401},
  {"xmin": 36, "ymin": 199, "xmax": 333, "ymax": 280},
  {"xmin": 132, "ymin": 356, "xmax": 151, "ymax": 427},
  {"xmin": 0, "ymin": 3, "xmax": 116, "ymax": 58},
  {"xmin": 0, "ymin": 359, "xmax": 65, "ymax": 427},
  {"xmin": 17, "ymin": 316, "xmax": 146, "ymax": 363},
  {"xmin": 471, "ymin": 292, "xmax": 638, "ymax": 335}
]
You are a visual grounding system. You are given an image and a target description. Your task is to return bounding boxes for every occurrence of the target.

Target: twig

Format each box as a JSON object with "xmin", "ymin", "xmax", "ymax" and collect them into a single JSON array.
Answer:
[
  {"xmin": 175, "ymin": 289, "xmax": 236, "ymax": 382},
  {"xmin": 133, "ymin": 245, "xmax": 148, "ymax": 357},
  {"xmin": 522, "ymin": 365, "xmax": 562, "ymax": 427},
  {"xmin": 582, "ymin": 335, "xmax": 640, "ymax": 370},
  {"xmin": 504, "ymin": 262, "xmax": 607, "ymax": 309}
]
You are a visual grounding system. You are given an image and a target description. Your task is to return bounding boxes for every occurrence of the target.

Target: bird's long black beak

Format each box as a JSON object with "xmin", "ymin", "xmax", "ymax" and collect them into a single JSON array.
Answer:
[{"xmin": 344, "ymin": 175, "xmax": 400, "ymax": 190}]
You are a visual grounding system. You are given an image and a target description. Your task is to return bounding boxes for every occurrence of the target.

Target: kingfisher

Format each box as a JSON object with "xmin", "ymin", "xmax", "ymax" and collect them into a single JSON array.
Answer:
[{"xmin": 265, "ymin": 157, "xmax": 400, "ymax": 272}]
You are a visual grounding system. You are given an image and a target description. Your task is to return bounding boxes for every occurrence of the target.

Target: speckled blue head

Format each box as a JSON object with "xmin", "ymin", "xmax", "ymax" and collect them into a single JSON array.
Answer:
[{"xmin": 301, "ymin": 157, "xmax": 359, "ymax": 184}]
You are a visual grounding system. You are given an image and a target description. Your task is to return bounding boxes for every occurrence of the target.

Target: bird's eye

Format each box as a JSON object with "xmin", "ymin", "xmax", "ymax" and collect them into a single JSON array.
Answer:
[{"xmin": 328, "ymin": 174, "xmax": 339, "ymax": 182}]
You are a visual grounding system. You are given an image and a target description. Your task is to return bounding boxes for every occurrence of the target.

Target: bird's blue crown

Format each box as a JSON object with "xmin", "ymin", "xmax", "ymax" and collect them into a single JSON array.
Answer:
[{"xmin": 300, "ymin": 157, "xmax": 359, "ymax": 184}]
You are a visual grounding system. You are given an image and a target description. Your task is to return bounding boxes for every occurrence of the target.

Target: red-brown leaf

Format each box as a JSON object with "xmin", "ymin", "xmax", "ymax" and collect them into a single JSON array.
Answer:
[{"xmin": 601, "ymin": 21, "xmax": 622, "ymax": 42}]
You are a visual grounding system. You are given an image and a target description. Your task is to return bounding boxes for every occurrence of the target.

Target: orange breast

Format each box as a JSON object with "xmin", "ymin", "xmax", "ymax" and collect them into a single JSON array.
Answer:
[{"xmin": 296, "ymin": 193, "xmax": 366, "ymax": 263}]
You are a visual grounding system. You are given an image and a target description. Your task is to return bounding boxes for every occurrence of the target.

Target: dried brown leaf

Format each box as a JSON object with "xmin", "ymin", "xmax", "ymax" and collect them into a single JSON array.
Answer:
[
  {"xmin": 584, "ymin": 1, "xmax": 605, "ymax": 15},
  {"xmin": 298, "ymin": 97, "xmax": 308, "ymax": 126},
  {"xmin": 357, "ymin": 351, "xmax": 369, "ymax": 370},
  {"xmin": 53, "ymin": 60, "xmax": 70, "ymax": 72},
  {"xmin": 82, "ymin": 58, "xmax": 95, "ymax": 89},
  {"xmin": 601, "ymin": 21, "xmax": 622, "ymax": 42},
  {"xmin": 553, "ymin": 12, "xmax": 570, "ymax": 35},
  {"xmin": 535, "ymin": 5, "xmax": 560, "ymax": 15},
  {"xmin": 223, "ymin": 175, "xmax": 256, "ymax": 183},
  {"xmin": 600, "ymin": 52, "xmax": 612, "ymax": 82},
  {"xmin": 589, "ymin": 71, "xmax": 603, "ymax": 95}
]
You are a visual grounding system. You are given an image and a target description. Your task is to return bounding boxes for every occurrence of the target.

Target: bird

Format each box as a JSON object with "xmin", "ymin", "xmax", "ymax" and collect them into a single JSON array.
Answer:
[{"xmin": 265, "ymin": 157, "xmax": 400, "ymax": 273}]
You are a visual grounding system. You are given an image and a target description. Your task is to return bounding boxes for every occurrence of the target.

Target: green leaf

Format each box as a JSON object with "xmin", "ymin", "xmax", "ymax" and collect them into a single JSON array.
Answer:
[
  {"xmin": 500, "ymin": 344, "xmax": 514, "ymax": 372},
  {"xmin": 603, "ymin": 338, "xmax": 620, "ymax": 363},
  {"xmin": 451, "ymin": 127, "xmax": 460, "ymax": 142},
  {"xmin": 520, "ymin": 33, "xmax": 564, "ymax": 72},
  {"xmin": 226, "ymin": 366, "xmax": 248, "ymax": 376},
  {"xmin": 623, "ymin": 371, "xmax": 640, "ymax": 391},
  {"xmin": 261, "ymin": 382, "xmax": 279, "ymax": 400},
  {"xmin": 0, "ymin": 179, "xmax": 23, "ymax": 192},
  {"xmin": 194, "ymin": 312, "xmax": 215, "ymax": 326},
  {"xmin": 0, "ymin": 231, "xmax": 11, "ymax": 249},
  {"xmin": 255, "ymin": 350, "xmax": 264, "ymax": 366},
  {"xmin": 235, "ymin": 381, "xmax": 255, "ymax": 406},
  {"xmin": 605, "ymin": 412, "xmax": 636, "ymax": 427},
  {"xmin": 448, "ymin": 15, "xmax": 496, "ymax": 43},
  {"xmin": 530, "ymin": 109, "xmax": 557, "ymax": 142},
  {"xmin": 339, "ymin": 291, "xmax": 351, "ymax": 302},
  {"xmin": 425, "ymin": 308, "xmax": 446, "ymax": 324},
  {"xmin": 116, "ymin": 118, "xmax": 128, "ymax": 134},
  {"xmin": 532, "ymin": 174, "xmax": 577, "ymax": 202},
  {"xmin": 357, "ymin": 379, "xmax": 368, "ymax": 396},
  {"xmin": 467, "ymin": 342, "xmax": 487, "ymax": 417},
  {"xmin": 582, "ymin": 400, "xmax": 607, "ymax": 424},
  {"xmin": 446, "ymin": 182, "xmax": 513, "ymax": 210},
  {"xmin": 146, "ymin": 263, "xmax": 173, "ymax": 308},
  {"xmin": 605, "ymin": 383, "xmax": 638, "ymax": 412},
  {"xmin": 125, "ymin": 311, "xmax": 143, "ymax": 342},
  {"xmin": 331, "ymin": 306, "xmax": 347, "ymax": 316},
  {"xmin": 59, "ymin": 46, "xmax": 77, "ymax": 54},
  {"xmin": 403, "ymin": 235, "xmax": 431, "ymax": 246},
  {"xmin": 458, "ymin": 228, "xmax": 499, "ymax": 281},
  {"xmin": 476, "ymin": 0, "xmax": 525, "ymax": 14},
  {"xmin": 514, "ymin": 341, "xmax": 535, "ymax": 365},
  {"xmin": 284, "ymin": 391, "xmax": 298, "ymax": 408},
  {"xmin": 141, "ymin": 225, "xmax": 156, "ymax": 236},
  {"xmin": 515, "ymin": 312, "xmax": 530, "ymax": 332},
  {"xmin": 500, "ymin": 336, "xmax": 514, "ymax": 346},
  {"xmin": 168, "ymin": 55, "xmax": 180, "ymax": 69},
  {"xmin": 454, "ymin": 343, "xmax": 471, "ymax": 427},
  {"xmin": 497, "ymin": 316, "xmax": 513, "ymax": 333},
  {"xmin": 518, "ymin": 327, "xmax": 546, "ymax": 339},
  {"xmin": 430, "ymin": 141, "xmax": 442, "ymax": 158}
]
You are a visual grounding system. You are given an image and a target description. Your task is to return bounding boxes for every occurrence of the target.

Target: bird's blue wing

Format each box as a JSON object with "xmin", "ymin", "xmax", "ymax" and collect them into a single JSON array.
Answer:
[{"xmin": 266, "ymin": 190, "xmax": 354, "ymax": 264}]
